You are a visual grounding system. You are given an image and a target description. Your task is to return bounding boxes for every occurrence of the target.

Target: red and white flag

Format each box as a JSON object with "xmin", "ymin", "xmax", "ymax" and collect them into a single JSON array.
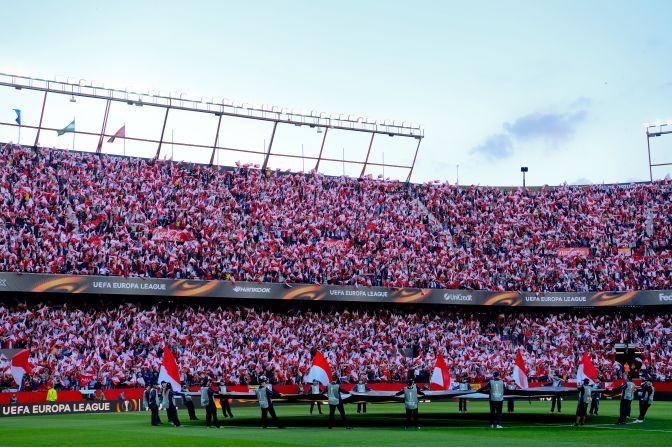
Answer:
[
  {"xmin": 107, "ymin": 125, "xmax": 126, "ymax": 143},
  {"xmin": 10, "ymin": 349, "xmax": 31, "ymax": 389},
  {"xmin": 513, "ymin": 350, "xmax": 528, "ymax": 389},
  {"xmin": 430, "ymin": 354, "xmax": 451, "ymax": 390},
  {"xmin": 576, "ymin": 352, "xmax": 598, "ymax": 385},
  {"xmin": 157, "ymin": 347, "xmax": 182, "ymax": 392},
  {"xmin": 304, "ymin": 351, "xmax": 332, "ymax": 386}
]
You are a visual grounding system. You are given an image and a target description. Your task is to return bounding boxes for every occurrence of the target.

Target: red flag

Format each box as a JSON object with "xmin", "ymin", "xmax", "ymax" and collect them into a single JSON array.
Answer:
[
  {"xmin": 10, "ymin": 349, "xmax": 31, "ymax": 388},
  {"xmin": 577, "ymin": 352, "xmax": 598, "ymax": 384},
  {"xmin": 430, "ymin": 354, "xmax": 451, "ymax": 390},
  {"xmin": 158, "ymin": 347, "xmax": 181, "ymax": 392},
  {"xmin": 107, "ymin": 125, "xmax": 126, "ymax": 143},
  {"xmin": 304, "ymin": 351, "xmax": 332, "ymax": 385},
  {"xmin": 513, "ymin": 349, "xmax": 528, "ymax": 389}
]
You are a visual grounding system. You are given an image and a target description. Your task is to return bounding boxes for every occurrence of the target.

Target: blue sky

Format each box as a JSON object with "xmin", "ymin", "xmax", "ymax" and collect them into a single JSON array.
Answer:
[{"xmin": 1, "ymin": 0, "xmax": 671, "ymax": 185}]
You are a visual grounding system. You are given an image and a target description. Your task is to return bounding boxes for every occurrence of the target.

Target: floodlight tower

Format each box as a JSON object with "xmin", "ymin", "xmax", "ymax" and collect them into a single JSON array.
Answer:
[{"xmin": 645, "ymin": 121, "xmax": 672, "ymax": 182}]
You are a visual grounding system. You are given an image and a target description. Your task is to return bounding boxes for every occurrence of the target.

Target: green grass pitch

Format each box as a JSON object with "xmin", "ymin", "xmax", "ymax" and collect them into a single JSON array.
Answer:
[{"xmin": 1, "ymin": 400, "xmax": 670, "ymax": 447}]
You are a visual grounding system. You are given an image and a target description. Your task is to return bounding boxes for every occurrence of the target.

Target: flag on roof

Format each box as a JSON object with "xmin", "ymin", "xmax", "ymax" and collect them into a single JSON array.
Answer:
[
  {"xmin": 107, "ymin": 125, "xmax": 125, "ymax": 143},
  {"xmin": 57, "ymin": 119, "xmax": 75, "ymax": 136}
]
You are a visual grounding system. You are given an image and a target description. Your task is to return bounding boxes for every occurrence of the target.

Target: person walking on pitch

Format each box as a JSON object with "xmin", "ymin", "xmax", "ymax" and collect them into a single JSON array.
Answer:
[
  {"xmin": 201, "ymin": 378, "xmax": 220, "ymax": 428},
  {"xmin": 506, "ymin": 379, "xmax": 517, "ymax": 414},
  {"xmin": 256, "ymin": 377, "xmax": 285, "ymax": 429},
  {"xmin": 144, "ymin": 384, "xmax": 161, "ymax": 426},
  {"xmin": 457, "ymin": 376, "xmax": 472, "ymax": 413},
  {"xmin": 162, "ymin": 382, "xmax": 181, "ymax": 427},
  {"xmin": 218, "ymin": 382, "xmax": 234, "ymax": 418},
  {"xmin": 355, "ymin": 378, "xmax": 373, "ymax": 414},
  {"xmin": 479, "ymin": 371, "xmax": 505, "ymax": 428},
  {"xmin": 326, "ymin": 377, "xmax": 352, "ymax": 429},
  {"xmin": 546, "ymin": 372, "xmax": 563, "ymax": 413},
  {"xmin": 616, "ymin": 374, "xmax": 637, "ymax": 425},
  {"xmin": 309, "ymin": 379, "xmax": 324, "ymax": 415},
  {"xmin": 574, "ymin": 378, "xmax": 591, "ymax": 426},
  {"xmin": 635, "ymin": 379, "xmax": 655, "ymax": 423},
  {"xmin": 395, "ymin": 378, "xmax": 425, "ymax": 429},
  {"xmin": 181, "ymin": 393, "xmax": 198, "ymax": 420},
  {"xmin": 589, "ymin": 378, "xmax": 602, "ymax": 416}
]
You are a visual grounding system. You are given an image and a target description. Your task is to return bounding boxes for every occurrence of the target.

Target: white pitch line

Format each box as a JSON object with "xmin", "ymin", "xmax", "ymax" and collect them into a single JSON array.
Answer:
[{"xmin": 588, "ymin": 424, "xmax": 672, "ymax": 433}]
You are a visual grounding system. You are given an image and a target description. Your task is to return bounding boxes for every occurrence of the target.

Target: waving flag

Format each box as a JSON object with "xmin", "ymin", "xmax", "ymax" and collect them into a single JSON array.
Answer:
[
  {"xmin": 157, "ymin": 346, "xmax": 182, "ymax": 392},
  {"xmin": 304, "ymin": 351, "xmax": 332, "ymax": 386},
  {"xmin": 576, "ymin": 352, "xmax": 598, "ymax": 385},
  {"xmin": 513, "ymin": 350, "xmax": 529, "ymax": 389},
  {"xmin": 10, "ymin": 349, "xmax": 31, "ymax": 388},
  {"xmin": 107, "ymin": 125, "xmax": 126, "ymax": 143},
  {"xmin": 13, "ymin": 109, "xmax": 21, "ymax": 125},
  {"xmin": 57, "ymin": 119, "xmax": 76, "ymax": 136},
  {"xmin": 430, "ymin": 354, "xmax": 451, "ymax": 390}
]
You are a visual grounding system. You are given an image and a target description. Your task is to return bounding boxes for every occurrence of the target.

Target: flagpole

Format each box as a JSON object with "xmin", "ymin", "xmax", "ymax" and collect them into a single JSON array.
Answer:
[
  {"xmin": 17, "ymin": 125, "xmax": 21, "ymax": 146},
  {"xmin": 124, "ymin": 124, "xmax": 126, "ymax": 156}
]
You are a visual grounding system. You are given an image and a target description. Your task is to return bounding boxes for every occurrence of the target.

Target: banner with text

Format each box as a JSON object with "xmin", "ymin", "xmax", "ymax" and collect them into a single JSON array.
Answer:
[
  {"xmin": 0, "ymin": 399, "xmax": 141, "ymax": 417},
  {"xmin": 0, "ymin": 272, "xmax": 671, "ymax": 307}
]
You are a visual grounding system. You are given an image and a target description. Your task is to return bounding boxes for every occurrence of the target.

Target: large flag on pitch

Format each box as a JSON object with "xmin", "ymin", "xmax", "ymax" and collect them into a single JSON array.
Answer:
[
  {"xmin": 576, "ymin": 352, "xmax": 598, "ymax": 385},
  {"xmin": 107, "ymin": 125, "xmax": 126, "ymax": 143},
  {"xmin": 430, "ymin": 354, "xmax": 451, "ymax": 390},
  {"xmin": 57, "ymin": 119, "xmax": 76, "ymax": 136},
  {"xmin": 304, "ymin": 351, "xmax": 332, "ymax": 386},
  {"xmin": 10, "ymin": 349, "xmax": 31, "ymax": 388},
  {"xmin": 513, "ymin": 349, "xmax": 529, "ymax": 389},
  {"xmin": 157, "ymin": 346, "xmax": 182, "ymax": 392}
]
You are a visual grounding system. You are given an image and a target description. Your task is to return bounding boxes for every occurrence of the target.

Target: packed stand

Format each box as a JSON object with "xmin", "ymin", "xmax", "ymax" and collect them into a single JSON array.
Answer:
[
  {"xmin": 1, "ymin": 301, "xmax": 671, "ymax": 390},
  {"xmin": 1, "ymin": 144, "xmax": 672, "ymax": 292}
]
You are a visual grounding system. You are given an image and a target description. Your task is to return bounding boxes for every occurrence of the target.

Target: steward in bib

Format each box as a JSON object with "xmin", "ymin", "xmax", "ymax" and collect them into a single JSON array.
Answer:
[
  {"xmin": 395, "ymin": 378, "xmax": 425, "ymax": 429},
  {"xmin": 326, "ymin": 377, "xmax": 352, "ymax": 429},
  {"xmin": 309, "ymin": 379, "xmax": 324, "ymax": 415},
  {"xmin": 574, "ymin": 378, "xmax": 591, "ymax": 426},
  {"xmin": 355, "ymin": 378, "xmax": 373, "ymax": 414},
  {"xmin": 200, "ymin": 378, "xmax": 220, "ymax": 428},
  {"xmin": 256, "ymin": 377, "xmax": 285, "ymax": 429},
  {"xmin": 635, "ymin": 379, "xmax": 654, "ymax": 423},
  {"xmin": 616, "ymin": 374, "xmax": 637, "ymax": 425},
  {"xmin": 479, "ymin": 371, "xmax": 504, "ymax": 428}
]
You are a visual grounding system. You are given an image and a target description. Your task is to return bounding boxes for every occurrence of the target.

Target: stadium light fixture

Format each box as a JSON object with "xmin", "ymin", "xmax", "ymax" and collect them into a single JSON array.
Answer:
[{"xmin": 521, "ymin": 166, "xmax": 529, "ymax": 188}]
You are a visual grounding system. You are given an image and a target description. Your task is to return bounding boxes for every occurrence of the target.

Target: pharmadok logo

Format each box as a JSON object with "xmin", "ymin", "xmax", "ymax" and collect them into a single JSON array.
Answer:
[
  {"xmin": 232, "ymin": 286, "xmax": 271, "ymax": 294},
  {"xmin": 659, "ymin": 293, "xmax": 672, "ymax": 302}
]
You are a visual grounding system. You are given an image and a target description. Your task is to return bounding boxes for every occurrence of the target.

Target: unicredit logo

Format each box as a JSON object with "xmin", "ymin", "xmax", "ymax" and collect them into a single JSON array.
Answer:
[
  {"xmin": 233, "ymin": 286, "xmax": 271, "ymax": 293},
  {"xmin": 443, "ymin": 293, "xmax": 472, "ymax": 302}
]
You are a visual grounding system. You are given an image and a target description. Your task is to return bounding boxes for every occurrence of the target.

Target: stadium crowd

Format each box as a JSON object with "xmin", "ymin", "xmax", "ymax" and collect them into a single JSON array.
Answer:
[
  {"xmin": 1, "ymin": 143, "xmax": 672, "ymax": 292},
  {"xmin": 1, "ymin": 302, "xmax": 671, "ymax": 390}
]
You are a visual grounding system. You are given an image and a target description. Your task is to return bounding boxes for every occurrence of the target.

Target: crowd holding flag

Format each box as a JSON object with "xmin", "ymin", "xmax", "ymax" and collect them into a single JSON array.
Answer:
[
  {"xmin": 513, "ymin": 350, "xmax": 529, "ymax": 389},
  {"xmin": 9, "ymin": 349, "xmax": 31, "ymax": 390},
  {"xmin": 429, "ymin": 354, "xmax": 450, "ymax": 390},
  {"xmin": 576, "ymin": 352, "xmax": 599, "ymax": 385},
  {"xmin": 157, "ymin": 346, "xmax": 182, "ymax": 392},
  {"xmin": 304, "ymin": 351, "xmax": 332, "ymax": 386}
]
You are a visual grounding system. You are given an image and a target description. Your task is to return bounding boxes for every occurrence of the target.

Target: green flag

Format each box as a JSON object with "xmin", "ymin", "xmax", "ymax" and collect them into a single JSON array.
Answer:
[{"xmin": 57, "ymin": 119, "xmax": 75, "ymax": 136}]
